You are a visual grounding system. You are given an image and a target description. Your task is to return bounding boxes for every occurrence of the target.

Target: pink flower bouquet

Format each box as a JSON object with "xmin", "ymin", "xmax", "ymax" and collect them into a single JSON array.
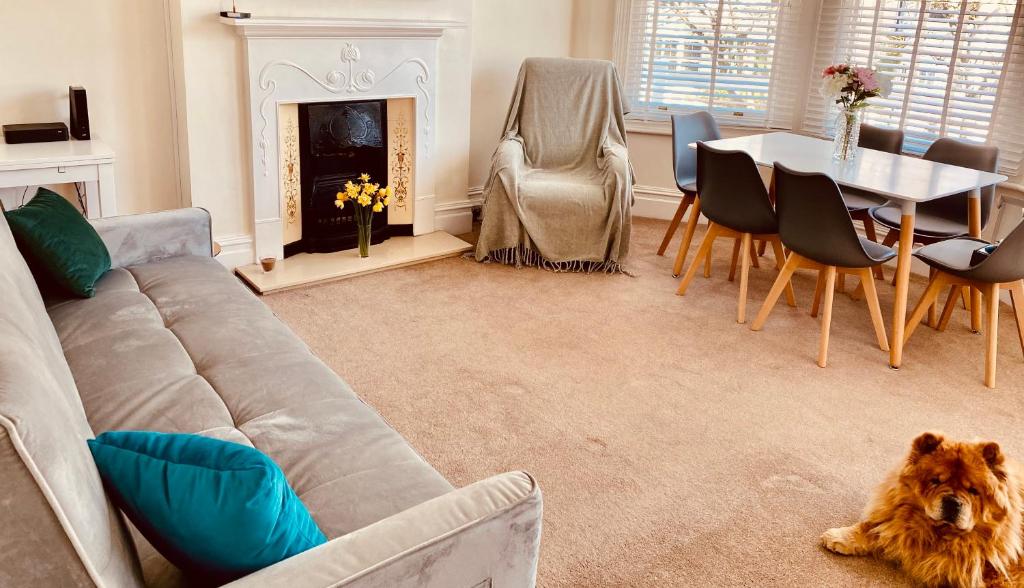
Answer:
[{"xmin": 820, "ymin": 63, "xmax": 890, "ymax": 110}]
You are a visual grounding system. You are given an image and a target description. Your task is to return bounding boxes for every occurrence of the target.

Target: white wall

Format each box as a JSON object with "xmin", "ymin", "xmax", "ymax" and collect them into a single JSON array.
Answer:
[
  {"xmin": 172, "ymin": 0, "xmax": 474, "ymax": 263},
  {"xmin": 0, "ymin": 0, "xmax": 181, "ymax": 214},
  {"xmin": 468, "ymin": 0, "xmax": 576, "ymax": 191}
]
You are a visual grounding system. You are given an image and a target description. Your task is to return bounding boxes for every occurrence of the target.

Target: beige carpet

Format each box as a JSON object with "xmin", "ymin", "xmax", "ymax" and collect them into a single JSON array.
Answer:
[{"xmin": 264, "ymin": 218, "xmax": 1024, "ymax": 587}]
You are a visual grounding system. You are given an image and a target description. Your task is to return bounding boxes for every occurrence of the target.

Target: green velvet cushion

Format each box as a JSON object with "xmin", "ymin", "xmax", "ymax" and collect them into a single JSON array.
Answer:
[{"xmin": 4, "ymin": 188, "xmax": 110, "ymax": 297}]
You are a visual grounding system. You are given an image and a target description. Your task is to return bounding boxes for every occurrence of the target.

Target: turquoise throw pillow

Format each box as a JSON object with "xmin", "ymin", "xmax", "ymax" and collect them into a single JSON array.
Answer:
[
  {"xmin": 4, "ymin": 187, "xmax": 110, "ymax": 297},
  {"xmin": 88, "ymin": 432, "xmax": 327, "ymax": 583}
]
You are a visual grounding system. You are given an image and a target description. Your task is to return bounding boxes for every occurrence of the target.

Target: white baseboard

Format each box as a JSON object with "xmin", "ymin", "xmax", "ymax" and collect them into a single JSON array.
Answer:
[
  {"xmin": 632, "ymin": 185, "xmax": 687, "ymax": 220},
  {"xmin": 434, "ymin": 197, "xmax": 481, "ymax": 235},
  {"xmin": 215, "ymin": 234, "xmax": 255, "ymax": 269},
  {"xmin": 471, "ymin": 182, "xmax": 691, "ymax": 223}
]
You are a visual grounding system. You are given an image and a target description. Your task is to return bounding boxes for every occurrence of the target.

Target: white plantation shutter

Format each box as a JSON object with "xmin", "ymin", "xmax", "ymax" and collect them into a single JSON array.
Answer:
[
  {"xmin": 615, "ymin": 0, "xmax": 806, "ymax": 129},
  {"xmin": 989, "ymin": 6, "xmax": 1024, "ymax": 177},
  {"xmin": 807, "ymin": 0, "xmax": 1024, "ymax": 175}
]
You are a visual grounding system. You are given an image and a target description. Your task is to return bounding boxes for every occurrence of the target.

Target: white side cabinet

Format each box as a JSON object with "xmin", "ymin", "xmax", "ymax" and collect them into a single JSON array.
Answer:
[{"xmin": 0, "ymin": 139, "xmax": 116, "ymax": 218}]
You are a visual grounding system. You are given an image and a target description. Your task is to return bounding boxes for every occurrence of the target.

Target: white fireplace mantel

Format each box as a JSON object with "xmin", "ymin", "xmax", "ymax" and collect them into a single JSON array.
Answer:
[
  {"xmin": 220, "ymin": 16, "xmax": 465, "ymax": 39},
  {"xmin": 225, "ymin": 15, "xmax": 465, "ymax": 263}
]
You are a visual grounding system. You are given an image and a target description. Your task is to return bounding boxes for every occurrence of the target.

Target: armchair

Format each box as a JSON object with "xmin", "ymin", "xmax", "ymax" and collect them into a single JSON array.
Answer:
[{"xmin": 475, "ymin": 58, "xmax": 633, "ymax": 273}]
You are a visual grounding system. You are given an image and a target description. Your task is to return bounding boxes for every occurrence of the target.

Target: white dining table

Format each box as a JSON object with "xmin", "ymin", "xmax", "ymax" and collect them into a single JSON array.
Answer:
[{"xmin": 690, "ymin": 132, "xmax": 1008, "ymax": 369}]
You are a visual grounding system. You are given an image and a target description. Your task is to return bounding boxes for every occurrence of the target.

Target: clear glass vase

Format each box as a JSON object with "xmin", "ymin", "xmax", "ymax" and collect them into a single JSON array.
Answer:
[
  {"xmin": 356, "ymin": 211, "xmax": 373, "ymax": 258},
  {"xmin": 832, "ymin": 107, "xmax": 862, "ymax": 161}
]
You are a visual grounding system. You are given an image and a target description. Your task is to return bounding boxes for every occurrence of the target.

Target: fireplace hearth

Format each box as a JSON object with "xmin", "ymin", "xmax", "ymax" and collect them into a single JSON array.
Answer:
[{"xmin": 284, "ymin": 99, "xmax": 392, "ymax": 257}]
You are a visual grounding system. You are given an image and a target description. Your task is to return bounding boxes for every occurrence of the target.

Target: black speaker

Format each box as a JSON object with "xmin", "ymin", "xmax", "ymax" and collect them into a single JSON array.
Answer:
[
  {"xmin": 3, "ymin": 122, "xmax": 68, "ymax": 144},
  {"xmin": 69, "ymin": 86, "xmax": 90, "ymax": 140}
]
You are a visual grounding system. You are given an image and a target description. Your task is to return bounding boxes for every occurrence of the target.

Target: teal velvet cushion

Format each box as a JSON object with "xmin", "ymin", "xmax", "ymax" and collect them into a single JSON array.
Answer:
[
  {"xmin": 88, "ymin": 432, "xmax": 327, "ymax": 583},
  {"xmin": 4, "ymin": 188, "xmax": 110, "ymax": 297}
]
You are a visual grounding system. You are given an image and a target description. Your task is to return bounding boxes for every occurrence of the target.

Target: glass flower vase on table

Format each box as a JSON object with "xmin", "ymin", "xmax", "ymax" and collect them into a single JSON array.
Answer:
[
  {"xmin": 820, "ymin": 63, "xmax": 890, "ymax": 161},
  {"xmin": 335, "ymin": 173, "xmax": 393, "ymax": 258}
]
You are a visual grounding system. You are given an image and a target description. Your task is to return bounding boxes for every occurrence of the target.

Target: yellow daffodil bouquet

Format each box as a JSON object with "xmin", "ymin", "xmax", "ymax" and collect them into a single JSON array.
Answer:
[{"xmin": 335, "ymin": 173, "xmax": 393, "ymax": 258}]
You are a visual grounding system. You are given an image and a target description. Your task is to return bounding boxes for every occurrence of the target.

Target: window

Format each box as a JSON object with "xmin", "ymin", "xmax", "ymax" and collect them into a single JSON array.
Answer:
[
  {"xmin": 614, "ymin": 0, "xmax": 805, "ymax": 128},
  {"xmin": 807, "ymin": 0, "xmax": 1024, "ymax": 174}
]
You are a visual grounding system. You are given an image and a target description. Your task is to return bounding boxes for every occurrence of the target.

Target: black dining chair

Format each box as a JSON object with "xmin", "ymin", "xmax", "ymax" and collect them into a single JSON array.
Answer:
[
  {"xmin": 751, "ymin": 164, "xmax": 896, "ymax": 367},
  {"xmin": 660, "ymin": 112, "xmax": 722, "ymax": 276},
  {"xmin": 869, "ymin": 138, "xmax": 999, "ymax": 327},
  {"xmin": 842, "ymin": 124, "xmax": 904, "ymax": 280},
  {"xmin": 677, "ymin": 143, "xmax": 795, "ymax": 324},
  {"xmin": 903, "ymin": 219, "xmax": 1024, "ymax": 388},
  {"xmin": 870, "ymin": 138, "xmax": 999, "ymax": 247}
]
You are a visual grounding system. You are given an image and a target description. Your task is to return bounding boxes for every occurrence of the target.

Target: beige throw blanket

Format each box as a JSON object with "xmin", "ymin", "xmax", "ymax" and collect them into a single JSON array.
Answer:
[{"xmin": 475, "ymin": 58, "xmax": 633, "ymax": 273}]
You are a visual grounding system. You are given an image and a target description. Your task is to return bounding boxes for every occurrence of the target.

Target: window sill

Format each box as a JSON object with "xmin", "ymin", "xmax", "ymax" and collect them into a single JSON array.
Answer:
[
  {"xmin": 624, "ymin": 119, "xmax": 671, "ymax": 136},
  {"xmin": 624, "ymin": 119, "xmax": 797, "ymax": 138}
]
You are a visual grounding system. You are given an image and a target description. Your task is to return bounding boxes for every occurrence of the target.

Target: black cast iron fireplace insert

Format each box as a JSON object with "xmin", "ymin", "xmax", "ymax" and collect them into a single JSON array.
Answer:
[{"xmin": 284, "ymin": 99, "xmax": 391, "ymax": 257}]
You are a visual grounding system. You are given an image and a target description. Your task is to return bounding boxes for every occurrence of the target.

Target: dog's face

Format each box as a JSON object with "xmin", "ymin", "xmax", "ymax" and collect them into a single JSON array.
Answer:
[{"xmin": 899, "ymin": 432, "xmax": 1009, "ymax": 533}]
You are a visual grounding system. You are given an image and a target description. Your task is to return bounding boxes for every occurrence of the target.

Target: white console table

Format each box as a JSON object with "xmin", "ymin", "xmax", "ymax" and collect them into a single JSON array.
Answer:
[{"xmin": 0, "ymin": 139, "xmax": 116, "ymax": 218}]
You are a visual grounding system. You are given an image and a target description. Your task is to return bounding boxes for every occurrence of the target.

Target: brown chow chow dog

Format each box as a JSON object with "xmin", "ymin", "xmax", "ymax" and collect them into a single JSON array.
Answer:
[{"xmin": 822, "ymin": 433, "xmax": 1024, "ymax": 587}]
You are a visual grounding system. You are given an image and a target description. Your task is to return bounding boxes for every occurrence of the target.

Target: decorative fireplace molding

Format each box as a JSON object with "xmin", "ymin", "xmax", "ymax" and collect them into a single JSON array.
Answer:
[
  {"xmin": 223, "ymin": 16, "xmax": 462, "ymax": 263},
  {"xmin": 256, "ymin": 49, "xmax": 431, "ymax": 177}
]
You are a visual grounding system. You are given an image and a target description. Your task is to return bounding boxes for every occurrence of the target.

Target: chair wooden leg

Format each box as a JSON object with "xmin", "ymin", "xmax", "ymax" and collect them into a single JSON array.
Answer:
[
  {"xmin": 882, "ymin": 229, "xmax": 902, "ymax": 286},
  {"xmin": 984, "ymin": 282, "xmax": 1000, "ymax": 388},
  {"xmin": 927, "ymin": 268, "xmax": 938, "ymax": 328},
  {"xmin": 837, "ymin": 273, "xmax": 846, "ymax": 293},
  {"xmin": 704, "ymin": 240, "xmax": 714, "ymax": 278},
  {"xmin": 818, "ymin": 266, "xmax": 838, "ymax": 368},
  {"xmin": 937, "ymin": 284, "xmax": 959, "ymax": 332},
  {"xmin": 768, "ymin": 239, "xmax": 797, "ymax": 307},
  {"xmin": 971, "ymin": 284, "xmax": 983, "ymax": 333},
  {"xmin": 863, "ymin": 216, "xmax": 883, "ymax": 282},
  {"xmin": 672, "ymin": 197, "xmax": 701, "ymax": 277},
  {"xmin": 751, "ymin": 252, "xmax": 802, "ymax": 331},
  {"xmin": 961, "ymin": 286, "xmax": 971, "ymax": 310},
  {"xmin": 904, "ymin": 273, "xmax": 949, "ymax": 345},
  {"xmin": 1009, "ymin": 280, "xmax": 1024, "ymax": 359},
  {"xmin": 757, "ymin": 240, "xmax": 767, "ymax": 256},
  {"xmin": 881, "ymin": 229, "xmax": 899, "ymax": 248},
  {"xmin": 728, "ymin": 238, "xmax": 741, "ymax": 282},
  {"xmin": 678, "ymin": 223, "xmax": 718, "ymax": 296},
  {"xmin": 850, "ymin": 281, "xmax": 864, "ymax": 302},
  {"xmin": 811, "ymin": 270, "xmax": 825, "ymax": 318},
  {"xmin": 737, "ymin": 232, "xmax": 753, "ymax": 324},
  {"xmin": 658, "ymin": 194, "xmax": 693, "ymax": 256},
  {"xmin": 749, "ymin": 241, "xmax": 761, "ymax": 269},
  {"xmin": 860, "ymin": 268, "xmax": 889, "ymax": 351}
]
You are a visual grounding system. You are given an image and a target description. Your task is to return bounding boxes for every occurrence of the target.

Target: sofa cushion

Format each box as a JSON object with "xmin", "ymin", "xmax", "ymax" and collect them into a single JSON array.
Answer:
[
  {"xmin": 0, "ymin": 213, "xmax": 143, "ymax": 587},
  {"xmin": 4, "ymin": 188, "xmax": 111, "ymax": 297},
  {"xmin": 48, "ymin": 255, "xmax": 454, "ymax": 585},
  {"xmin": 88, "ymin": 431, "xmax": 327, "ymax": 584}
]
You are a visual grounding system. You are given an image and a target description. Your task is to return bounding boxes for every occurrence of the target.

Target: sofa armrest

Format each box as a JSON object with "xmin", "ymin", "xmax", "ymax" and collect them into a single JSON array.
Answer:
[
  {"xmin": 90, "ymin": 208, "xmax": 213, "ymax": 269},
  {"xmin": 225, "ymin": 471, "xmax": 542, "ymax": 588}
]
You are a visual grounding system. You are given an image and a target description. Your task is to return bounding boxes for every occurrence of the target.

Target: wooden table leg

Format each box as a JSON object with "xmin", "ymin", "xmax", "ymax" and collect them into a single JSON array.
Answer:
[
  {"xmin": 969, "ymin": 193, "xmax": 982, "ymax": 333},
  {"xmin": 890, "ymin": 203, "xmax": 916, "ymax": 369}
]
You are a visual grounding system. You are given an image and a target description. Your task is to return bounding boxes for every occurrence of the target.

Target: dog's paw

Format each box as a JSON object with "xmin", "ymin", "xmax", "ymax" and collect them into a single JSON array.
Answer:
[{"xmin": 821, "ymin": 527, "xmax": 860, "ymax": 555}]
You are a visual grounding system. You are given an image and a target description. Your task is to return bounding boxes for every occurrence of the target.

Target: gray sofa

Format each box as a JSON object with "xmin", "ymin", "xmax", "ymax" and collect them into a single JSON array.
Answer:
[{"xmin": 0, "ymin": 208, "xmax": 542, "ymax": 587}]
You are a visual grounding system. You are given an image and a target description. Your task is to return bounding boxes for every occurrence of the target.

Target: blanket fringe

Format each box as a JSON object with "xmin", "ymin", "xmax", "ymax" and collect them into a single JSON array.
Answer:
[{"xmin": 483, "ymin": 246, "xmax": 630, "ymax": 275}]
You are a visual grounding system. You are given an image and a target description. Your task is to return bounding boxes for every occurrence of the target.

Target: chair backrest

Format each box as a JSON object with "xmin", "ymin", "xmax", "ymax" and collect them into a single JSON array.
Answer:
[
  {"xmin": 671, "ymin": 112, "xmax": 721, "ymax": 191},
  {"xmin": 971, "ymin": 218, "xmax": 1024, "ymax": 284},
  {"xmin": 858, "ymin": 124, "xmax": 904, "ymax": 154},
  {"xmin": 773, "ymin": 163, "xmax": 876, "ymax": 268},
  {"xmin": 696, "ymin": 142, "xmax": 777, "ymax": 235},
  {"xmin": 918, "ymin": 137, "xmax": 1000, "ymax": 227},
  {"xmin": 506, "ymin": 57, "xmax": 629, "ymax": 169}
]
